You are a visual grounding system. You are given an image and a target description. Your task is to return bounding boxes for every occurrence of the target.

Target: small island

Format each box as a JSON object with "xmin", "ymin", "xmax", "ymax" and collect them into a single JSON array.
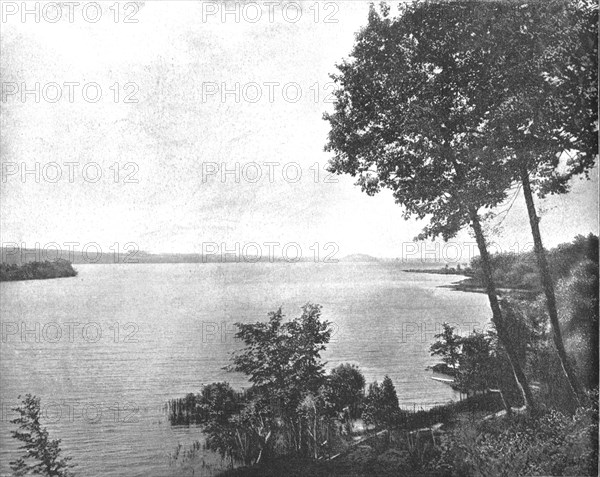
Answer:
[{"xmin": 0, "ymin": 259, "xmax": 78, "ymax": 282}]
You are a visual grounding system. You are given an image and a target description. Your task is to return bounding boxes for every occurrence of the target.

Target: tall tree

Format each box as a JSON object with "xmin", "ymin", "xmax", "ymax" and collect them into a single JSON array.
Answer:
[
  {"xmin": 324, "ymin": 2, "xmax": 536, "ymax": 408},
  {"xmin": 478, "ymin": 0, "xmax": 598, "ymax": 404}
]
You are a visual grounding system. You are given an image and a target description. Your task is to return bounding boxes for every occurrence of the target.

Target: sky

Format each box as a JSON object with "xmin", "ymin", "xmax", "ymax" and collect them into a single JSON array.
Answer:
[{"xmin": 1, "ymin": 1, "xmax": 598, "ymax": 261}]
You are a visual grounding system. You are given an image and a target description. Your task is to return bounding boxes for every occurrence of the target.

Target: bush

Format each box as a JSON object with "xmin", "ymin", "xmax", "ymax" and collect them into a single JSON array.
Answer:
[{"xmin": 432, "ymin": 404, "xmax": 598, "ymax": 476}]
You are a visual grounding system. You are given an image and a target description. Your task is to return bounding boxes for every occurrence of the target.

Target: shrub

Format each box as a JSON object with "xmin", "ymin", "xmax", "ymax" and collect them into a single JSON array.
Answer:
[
  {"xmin": 10, "ymin": 394, "xmax": 73, "ymax": 477},
  {"xmin": 432, "ymin": 405, "xmax": 598, "ymax": 476}
]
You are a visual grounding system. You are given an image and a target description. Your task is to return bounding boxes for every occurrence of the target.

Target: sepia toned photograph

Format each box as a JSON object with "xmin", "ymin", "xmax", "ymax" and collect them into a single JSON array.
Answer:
[{"xmin": 0, "ymin": 1, "xmax": 598, "ymax": 476}]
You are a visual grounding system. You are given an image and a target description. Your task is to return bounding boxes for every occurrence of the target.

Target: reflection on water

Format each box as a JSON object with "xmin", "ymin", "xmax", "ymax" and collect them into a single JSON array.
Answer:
[{"xmin": 0, "ymin": 262, "xmax": 489, "ymax": 476}]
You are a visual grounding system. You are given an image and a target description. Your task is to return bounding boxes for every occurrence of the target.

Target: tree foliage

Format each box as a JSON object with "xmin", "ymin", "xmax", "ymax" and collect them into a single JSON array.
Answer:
[
  {"xmin": 325, "ymin": 0, "xmax": 596, "ymax": 233},
  {"xmin": 228, "ymin": 303, "xmax": 331, "ymax": 417},
  {"xmin": 477, "ymin": 0, "xmax": 598, "ymax": 195},
  {"xmin": 430, "ymin": 323, "xmax": 462, "ymax": 372},
  {"xmin": 363, "ymin": 376, "xmax": 400, "ymax": 427},
  {"xmin": 322, "ymin": 363, "xmax": 366, "ymax": 419},
  {"xmin": 10, "ymin": 394, "xmax": 73, "ymax": 477},
  {"xmin": 467, "ymin": 233, "xmax": 599, "ymax": 290},
  {"xmin": 325, "ymin": 1, "xmax": 520, "ymax": 240},
  {"xmin": 429, "ymin": 323, "xmax": 526, "ymax": 407},
  {"xmin": 169, "ymin": 305, "xmax": 341, "ymax": 465}
]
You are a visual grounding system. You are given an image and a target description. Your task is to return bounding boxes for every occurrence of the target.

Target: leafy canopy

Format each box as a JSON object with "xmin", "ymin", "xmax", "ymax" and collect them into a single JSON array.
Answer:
[
  {"xmin": 325, "ymin": 1, "xmax": 518, "ymax": 240},
  {"xmin": 325, "ymin": 1, "xmax": 597, "ymax": 238},
  {"xmin": 322, "ymin": 363, "xmax": 366, "ymax": 418},
  {"xmin": 228, "ymin": 303, "xmax": 332, "ymax": 415}
]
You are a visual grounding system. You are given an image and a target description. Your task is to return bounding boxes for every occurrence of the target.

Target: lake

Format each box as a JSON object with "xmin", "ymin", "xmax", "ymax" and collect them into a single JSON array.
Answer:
[{"xmin": 0, "ymin": 262, "xmax": 490, "ymax": 476}]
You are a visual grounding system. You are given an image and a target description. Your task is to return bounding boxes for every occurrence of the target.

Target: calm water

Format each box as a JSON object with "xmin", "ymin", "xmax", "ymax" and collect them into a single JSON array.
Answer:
[{"xmin": 0, "ymin": 262, "xmax": 490, "ymax": 476}]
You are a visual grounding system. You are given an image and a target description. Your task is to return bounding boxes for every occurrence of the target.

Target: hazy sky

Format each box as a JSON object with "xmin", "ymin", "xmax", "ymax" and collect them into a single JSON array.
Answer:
[{"xmin": 1, "ymin": 1, "xmax": 597, "ymax": 260}]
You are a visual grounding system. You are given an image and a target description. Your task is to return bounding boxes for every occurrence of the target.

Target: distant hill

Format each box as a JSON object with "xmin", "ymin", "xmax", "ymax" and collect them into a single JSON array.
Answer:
[
  {"xmin": 339, "ymin": 253, "xmax": 379, "ymax": 263},
  {"xmin": 0, "ymin": 248, "xmax": 239, "ymax": 265},
  {"xmin": 2, "ymin": 247, "xmax": 381, "ymax": 265}
]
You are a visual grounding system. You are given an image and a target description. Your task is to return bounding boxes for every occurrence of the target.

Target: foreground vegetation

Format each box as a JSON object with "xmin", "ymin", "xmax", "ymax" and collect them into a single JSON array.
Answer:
[
  {"xmin": 9, "ymin": 395, "xmax": 73, "ymax": 477},
  {"xmin": 215, "ymin": 404, "xmax": 597, "ymax": 477},
  {"xmin": 0, "ymin": 260, "xmax": 77, "ymax": 282},
  {"xmin": 164, "ymin": 277, "xmax": 597, "ymax": 475},
  {"xmin": 165, "ymin": 230, "xmax": 599, "ymax": 475}
]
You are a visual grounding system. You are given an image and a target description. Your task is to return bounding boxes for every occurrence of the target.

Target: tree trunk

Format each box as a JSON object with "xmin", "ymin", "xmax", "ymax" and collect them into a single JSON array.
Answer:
[
  {"xmin": 313, "ymin": 414, "xmax": 318, "ymax": 459},
  {"xmin": 520, "ymin": 167, "xmax": 583, "ymax": 405},
  {"xmin": 469, "ymin": 209, "xmax": 536, "ymax": 410}
]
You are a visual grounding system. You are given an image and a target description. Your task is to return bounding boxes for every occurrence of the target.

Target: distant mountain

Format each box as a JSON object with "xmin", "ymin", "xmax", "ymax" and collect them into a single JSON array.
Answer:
[{"xmin": 340, "ymin": 253, "xmax": 379, "ymax": 262}]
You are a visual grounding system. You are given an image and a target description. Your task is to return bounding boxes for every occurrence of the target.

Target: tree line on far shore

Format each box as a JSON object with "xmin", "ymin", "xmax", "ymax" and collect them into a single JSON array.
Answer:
[{"xmin": 0, "ymin": 260, "xmax": 77, "ymax": 282}]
